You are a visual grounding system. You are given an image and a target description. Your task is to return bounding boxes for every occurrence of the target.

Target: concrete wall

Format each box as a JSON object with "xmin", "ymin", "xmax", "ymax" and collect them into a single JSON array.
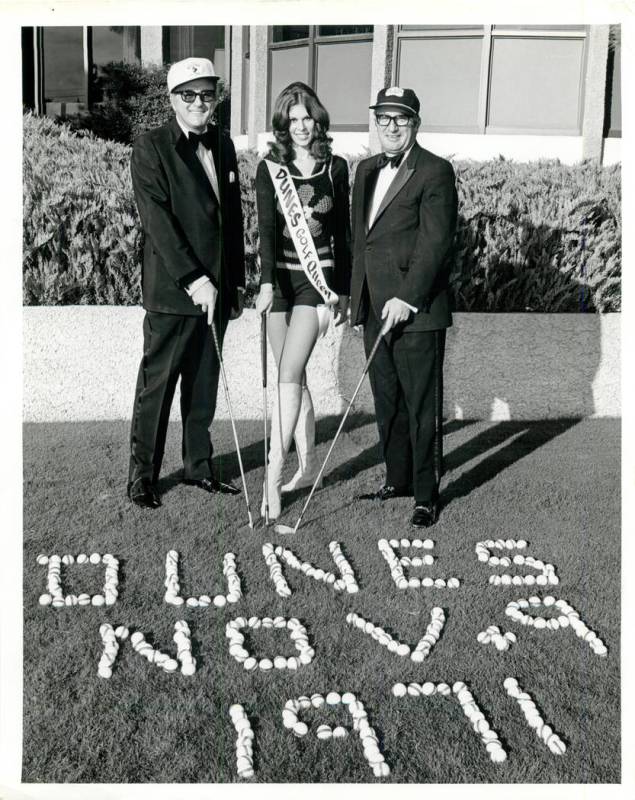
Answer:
[{"xmin": 23, "ymin": 309, "xmax": 620, "ymax": 422}]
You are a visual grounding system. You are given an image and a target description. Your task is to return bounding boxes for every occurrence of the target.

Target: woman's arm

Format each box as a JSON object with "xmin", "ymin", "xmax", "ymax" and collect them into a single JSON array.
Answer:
[
  {"xmin": 255, "ymin": 159, "xmax": 278, "ymax": 288},
  {"xmin": 330, "ymin": 156, "xmax": 352, "ymax": 295}
]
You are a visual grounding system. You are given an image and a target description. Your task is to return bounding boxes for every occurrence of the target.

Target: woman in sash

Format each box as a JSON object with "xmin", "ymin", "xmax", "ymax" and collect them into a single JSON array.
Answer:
[{"xmin": 255, "ymin": 82, "xmax": 351, "ymax": 520}]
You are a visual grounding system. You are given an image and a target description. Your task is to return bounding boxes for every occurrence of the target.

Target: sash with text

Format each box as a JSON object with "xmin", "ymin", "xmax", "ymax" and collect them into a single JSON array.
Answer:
[{"xmin": 264, "ymin": 159, "xmax": 339, "ymax": 307}]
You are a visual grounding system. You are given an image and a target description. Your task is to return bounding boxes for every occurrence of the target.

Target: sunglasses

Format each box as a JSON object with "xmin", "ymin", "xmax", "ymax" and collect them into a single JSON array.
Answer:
[
  {"xmin": 173, "ymin": 90, "xmax": 217, "ymax": 104},
  {"xmin": 375, "ymin": 114, "xmax": 413, "ymax": 128}
]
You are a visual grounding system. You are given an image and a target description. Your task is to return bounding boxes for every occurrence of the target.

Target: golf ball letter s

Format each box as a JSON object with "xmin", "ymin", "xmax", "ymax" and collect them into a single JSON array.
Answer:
[{"xmin": 35, "ymin": 536, "xmax": 605, "ymax": 777}]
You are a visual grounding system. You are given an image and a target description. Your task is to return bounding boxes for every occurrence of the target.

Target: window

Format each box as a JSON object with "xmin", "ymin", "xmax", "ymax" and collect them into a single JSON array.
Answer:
[
  {"xmin": 270, "ymin": 46, "xmax": 310, "ymax": 106},
  {"xmin": 394, "ymin": 25, "xmax": 588, "ymax": 135},
  {"xmin": 491, "ymin": 25, "xmax": 586, "ymax": 32},
  {"xmin": 22, "ymin": 27, "xmax": 36, "ymax": 109},
  {"xmin": 397, "ymin": 33, "xmax": 483, "ymax": 131},
  {"xmin": 92, "ymin": 26, "xmax": 125, "ymax": 67},
  {"xmin": 91, "ymin": 27, "xmax": 126, "ymax": 103},
  {"xmin": 400, "ymin": 25, "xmax": 484, "ymax": 32},
  {"xmin": 488, "ymin": 37, "xmax": 585, "ymax": 132},
  {"xmin": 34, "ymin": 26, "xmax": 140, "ymax": 113},
  {"xmin": 42, "ymin": 27, "xmax": 86, "ymax": 104},
  {"xmin": 318, "ymin": 26, "xmax": 373, "ymax": 36},
  {"xmin": 272, "ymin": 26, "xmax": 309, "ymax": 42},
  {"xmin": 605, "ymin": 27, "xmax": 621, "ymax": 137},
  {"xmin": 167, "ymin": 27, "xmax": 226, "ymax": 79},
  {"xmin": 268, "ymin": 26, "xmax": 373, "ymax": 130},
  {"xmin": 315, "ymin": 40, "xmax": 373, "ymax": 127}
]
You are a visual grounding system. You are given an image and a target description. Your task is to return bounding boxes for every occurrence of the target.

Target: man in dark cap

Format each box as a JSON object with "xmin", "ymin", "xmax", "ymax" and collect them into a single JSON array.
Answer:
[
  {"xmin": 350, "ymin": 87, "xmax": 458, "ymax": 527},
  {"xmin": 127, "ymin": 57, "xmax": 245, "ymax": 509}
]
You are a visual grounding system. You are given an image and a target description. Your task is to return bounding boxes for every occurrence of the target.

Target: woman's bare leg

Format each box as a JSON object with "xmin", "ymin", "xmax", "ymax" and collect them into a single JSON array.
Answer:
[{"xmin": 262, "ymin": 306, "xmax": 320, "ymax": 518}]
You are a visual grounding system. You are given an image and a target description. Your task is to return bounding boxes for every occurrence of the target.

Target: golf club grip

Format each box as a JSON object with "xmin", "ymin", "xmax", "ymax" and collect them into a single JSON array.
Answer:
[
  {"xmin": 367, "ymin": 323, "xmax": 389, "ymax": 367},
  {"xmin": 261, "ymin": 312, "xmax": 267, "ymax": 387}
]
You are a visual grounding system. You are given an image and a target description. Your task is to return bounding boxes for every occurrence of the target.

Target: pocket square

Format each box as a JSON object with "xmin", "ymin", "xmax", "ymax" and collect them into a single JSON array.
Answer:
[{"xmin": 229, "ymin": 171, "xmax": 236, "ymax": 183}]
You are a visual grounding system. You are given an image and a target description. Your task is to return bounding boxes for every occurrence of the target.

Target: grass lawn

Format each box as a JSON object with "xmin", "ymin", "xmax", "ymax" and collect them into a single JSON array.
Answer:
[{"xmin": 23, "ymin": 416, "xmax": 620, "ymax": 783}]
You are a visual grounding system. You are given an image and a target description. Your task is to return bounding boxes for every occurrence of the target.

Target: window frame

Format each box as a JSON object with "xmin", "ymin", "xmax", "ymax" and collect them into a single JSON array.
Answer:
[
  {"xmin": 605, "ymin": 32, "xmax": 621, "ymax": 138},
  {"xmin": 267, "ymin": 25, "xmax": 374, "ymax": 131},
  {"xmin": 36, "ymin": 25, "xmax": 141, "ymax": 112},
  {"xmin": 392, "ymin": 24, "xmax": 589, "ymax": 135}
]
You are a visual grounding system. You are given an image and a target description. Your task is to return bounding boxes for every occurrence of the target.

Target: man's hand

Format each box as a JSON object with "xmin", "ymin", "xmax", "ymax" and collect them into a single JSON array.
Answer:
[
  {"xmin": 334, "ymin": 295, "xmax": 349, "ymax": 326},
  {"xmin": 255, "ymin": 283, "xmax": 274, "ymax": 315},
  {"xmin": 191, "ymin": 281, "xmax": 218, "ymax": 325},
  {"xmin": 381, "ymin": 297, "xmax": 413, "ymax": 332}
]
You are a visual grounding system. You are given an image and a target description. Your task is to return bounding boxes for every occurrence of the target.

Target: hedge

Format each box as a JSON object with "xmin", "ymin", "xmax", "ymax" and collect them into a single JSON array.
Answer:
[
  {"xmin": 23, "ymin": 113, "xmax": 621, "ymax": 312},
  {"xmin": 67, "ymin": 61, "xmax": 230, "ymax": 144}
]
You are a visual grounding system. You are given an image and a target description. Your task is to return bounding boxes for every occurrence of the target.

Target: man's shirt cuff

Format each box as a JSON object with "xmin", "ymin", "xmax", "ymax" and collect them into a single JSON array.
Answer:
[{"xmin": 185, "ymin": 276, "xmax": 212, "ymax": 297}]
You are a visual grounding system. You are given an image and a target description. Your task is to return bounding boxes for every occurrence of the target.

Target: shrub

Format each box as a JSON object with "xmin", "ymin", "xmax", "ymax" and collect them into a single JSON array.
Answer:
[
  {"xmin": 450, "ymin": 158, "xmax": 621, "ymax": 312},
  {"xmin": 23, "ymin": 113, "xmax": 621, "ymax": 312},
  {"xmin": 67, "ymin": 61, "xmax": 230, "ymax": 144},
  {"xmin": 23, "ymin": 113, "xmax": 143, "ymax": 305},
  {"xmin": 343, "ymin": 154, "xmax": 621, "ymax": 313}
]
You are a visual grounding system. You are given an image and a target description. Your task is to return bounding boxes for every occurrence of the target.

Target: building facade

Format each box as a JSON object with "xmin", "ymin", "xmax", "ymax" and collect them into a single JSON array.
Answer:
[{"xmin": 22, "ymin": 24, "xmax": 621, "ymax": 164}]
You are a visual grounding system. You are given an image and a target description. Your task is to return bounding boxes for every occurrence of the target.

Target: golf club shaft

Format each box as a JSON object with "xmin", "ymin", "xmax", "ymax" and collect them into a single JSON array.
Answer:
[
  {"xmin": 210, "ymin": 323, "xmax": 254, "ymax": 529},
  {"xmin": 292, "ymin": 323, "xmax": 388, "ymax": 533},
  {"xmin": 261, "ymin": 312, "xmax": 269, "ymax": 525}
]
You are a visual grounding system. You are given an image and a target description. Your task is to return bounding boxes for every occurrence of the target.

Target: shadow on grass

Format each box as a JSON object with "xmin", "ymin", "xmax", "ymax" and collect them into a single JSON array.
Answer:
[
  {"xmin": 313, "ymin": 418, "xmax": 478, "ymax": 492},
  {"xmin": 161, "ymin": 417, "xmax": 579, "ymax": 511},
  {"xmin": 23, "ymin": 417, "xmax": 581, "ymax": 511},
  {"xmin": 440, "ymin": 418, "xmax": 582, "ymax": 510},
  {"xmin": 290, "ymin": 419, "xmax": 582, "ymax": 522},
  {"xmin": 156, "ymin": 412, "xmax": 378, "ymax": 496}
]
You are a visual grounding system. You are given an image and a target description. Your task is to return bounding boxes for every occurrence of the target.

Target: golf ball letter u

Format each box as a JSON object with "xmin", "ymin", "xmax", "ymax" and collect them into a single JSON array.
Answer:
[{"xmin": 34, "ymin": 535, "xmax": 607, "ymax": 780}]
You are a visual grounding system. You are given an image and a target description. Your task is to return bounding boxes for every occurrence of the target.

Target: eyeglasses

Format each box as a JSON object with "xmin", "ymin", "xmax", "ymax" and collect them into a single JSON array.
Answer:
[
  {"xmin": 375, "ymin": 114, "xmax": 412, "ymax": 128},
  {"xmin": 173, "ymin": 90, "xmax": 217, "ymax": 104}
]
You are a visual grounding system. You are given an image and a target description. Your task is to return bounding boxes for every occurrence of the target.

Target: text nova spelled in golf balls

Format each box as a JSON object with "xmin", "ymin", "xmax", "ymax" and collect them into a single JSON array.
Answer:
[{"xmin": 35, "ymin": 538, "xmax": 607, "ymax": 778}]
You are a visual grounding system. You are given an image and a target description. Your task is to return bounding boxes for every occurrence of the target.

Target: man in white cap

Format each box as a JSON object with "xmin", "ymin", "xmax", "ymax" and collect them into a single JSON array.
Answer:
[
  {"xmin": 350, "ymin": 87, "xmax": 458, "ymax": 528},
  {"xmin": 128, "ymin": 57, "xmax": 245, "ymax": 508}
]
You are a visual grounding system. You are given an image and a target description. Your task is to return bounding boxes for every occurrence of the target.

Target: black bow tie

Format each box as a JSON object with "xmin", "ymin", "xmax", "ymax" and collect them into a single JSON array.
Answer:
[
  {"xmin": 188, "ymin": 130, "xmax": 213, "ymax": 150},
  {"xmin": 377, "ymin": 151, "xmax": 405, "ymax": 170}
]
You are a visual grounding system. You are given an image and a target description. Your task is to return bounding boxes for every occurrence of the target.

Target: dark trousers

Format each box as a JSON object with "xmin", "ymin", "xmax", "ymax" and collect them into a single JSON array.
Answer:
[
  {"xmin": 128, "ymin": 311, "xmax": 227, "ymax": 485},
  {"xmin": 364, "ymin": 308, "xmax": 445, "ymax": 504}
]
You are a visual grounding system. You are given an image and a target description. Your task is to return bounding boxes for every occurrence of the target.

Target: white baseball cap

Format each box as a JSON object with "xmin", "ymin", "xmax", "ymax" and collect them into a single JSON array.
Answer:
[{"xmin": 167, "ymin": 58, "xmax": 218, "ymax": 92}]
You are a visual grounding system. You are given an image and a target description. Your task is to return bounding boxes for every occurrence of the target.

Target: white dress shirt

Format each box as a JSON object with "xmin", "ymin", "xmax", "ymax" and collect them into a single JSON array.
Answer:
[
  {"xmin": 368, "ymin": 146, "xmax": 417, "ymax": 314},
  {"xmin": 176, "ymin": 118, "xmax": 220, "ymax": 203},
  {"xmin": 367, "ymin": 144, "xmax": 414, "ymax": 228}
]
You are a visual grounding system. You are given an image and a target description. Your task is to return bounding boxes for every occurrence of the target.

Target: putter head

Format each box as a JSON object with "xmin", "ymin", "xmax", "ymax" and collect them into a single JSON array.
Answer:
[{"xmin": 273, "ymin": 523, "xmax": 297, "ymax": 535}]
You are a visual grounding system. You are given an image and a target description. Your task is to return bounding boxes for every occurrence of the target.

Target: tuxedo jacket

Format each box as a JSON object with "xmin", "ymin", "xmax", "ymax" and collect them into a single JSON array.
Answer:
[
  {"xmin": 350, "ymin": 142, "xmax": 458, "ymax": 332},
  {"xmin": 131, "ymin": 118, "xmax": 245, "ymax": 317}
]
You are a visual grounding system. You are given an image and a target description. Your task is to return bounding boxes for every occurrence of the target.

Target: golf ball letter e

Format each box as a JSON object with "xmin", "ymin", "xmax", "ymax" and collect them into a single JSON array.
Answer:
[{"xmin": 35, "ymin": 537, "xmax": 607, "ymax": 779}]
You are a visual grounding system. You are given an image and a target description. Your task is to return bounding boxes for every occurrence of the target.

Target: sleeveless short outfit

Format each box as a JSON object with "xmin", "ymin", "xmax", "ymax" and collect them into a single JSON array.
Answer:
[{"xmin": 255, "ymin": 155, "xmax": 352, "ymax": 311}]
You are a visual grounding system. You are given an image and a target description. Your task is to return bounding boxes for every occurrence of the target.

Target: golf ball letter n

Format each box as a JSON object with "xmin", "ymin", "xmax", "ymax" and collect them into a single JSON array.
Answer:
[{"xmin": 34, "ymin": 536, "xmax": 607, "ymax": 780}]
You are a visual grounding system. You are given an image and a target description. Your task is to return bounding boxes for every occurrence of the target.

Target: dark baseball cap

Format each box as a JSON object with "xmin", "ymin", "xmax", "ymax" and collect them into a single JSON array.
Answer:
[{"xmin": 370, "ymin": 86, "xmax": 420, "ymax": 116}]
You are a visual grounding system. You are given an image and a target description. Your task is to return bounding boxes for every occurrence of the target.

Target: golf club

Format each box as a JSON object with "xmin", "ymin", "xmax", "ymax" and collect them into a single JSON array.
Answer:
[
  {"xmin": 274, "ymin": 319, "xmax": 390, "ymax": 535},
  {"xmin": 261, "ymin": 311, "xmax": 270, "ymax": 525},
  {"xmin": 210, "ymin": 322, "xmax": 254, "ymax": 530}
]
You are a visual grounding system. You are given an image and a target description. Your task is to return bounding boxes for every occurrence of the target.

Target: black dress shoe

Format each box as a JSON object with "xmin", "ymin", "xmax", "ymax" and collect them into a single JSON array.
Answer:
[
  {"xmin": 411, "ymin": 502, "xmax": 439, "ymax": 528},
  {"xmin": 358, "ymin": 484, "xmax": 412, "ymax": 501},
  {"xmin": 127, "ymin": 478, "xmax": 161, "ymax": 509},
  {"xmin": 183, "ymin": 476, "xmax": 241, "ymax": 495}
]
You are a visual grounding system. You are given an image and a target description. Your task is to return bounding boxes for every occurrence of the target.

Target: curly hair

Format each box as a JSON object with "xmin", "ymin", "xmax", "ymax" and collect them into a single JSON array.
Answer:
[{"xmin": 267, "ymin": 82, "xmax": 333, "ymax": 165}]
